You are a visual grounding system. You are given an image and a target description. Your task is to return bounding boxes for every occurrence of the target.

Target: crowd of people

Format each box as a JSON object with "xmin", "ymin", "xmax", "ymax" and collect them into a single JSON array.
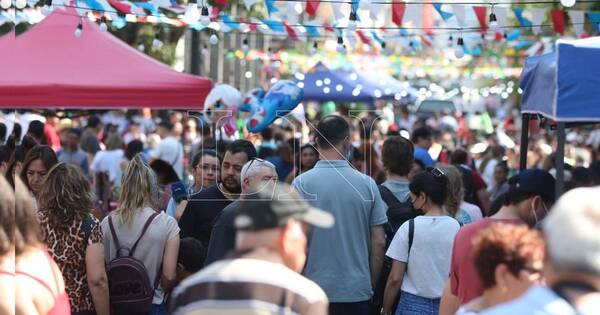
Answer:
[{"xmin": 0, "ymin": 108, "xmax": 599, "ymax": 315}]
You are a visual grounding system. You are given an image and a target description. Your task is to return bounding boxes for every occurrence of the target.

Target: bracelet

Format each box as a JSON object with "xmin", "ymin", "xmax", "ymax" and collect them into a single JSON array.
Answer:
[{"xmin": 380, "ymin": 309, "xmax": 392, "ymax": 315}]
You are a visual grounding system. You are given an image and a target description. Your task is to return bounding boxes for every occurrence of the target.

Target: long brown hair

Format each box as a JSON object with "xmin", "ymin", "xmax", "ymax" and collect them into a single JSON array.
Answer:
[
  {"xmin": 0, "ymin": 176, "xmax": 15, "ymax": 257},
  {"xmin": 38, "ymin": 163, "xmax": 94, "ymax": 230},
  {"xmin": 115, "ymin": 154, "xmax": 158, "ymax": 226},
  {"xmin": 19, "ymin": 145, "xmax": 58, "ymax": 192},
  {"xmin": 438, "ymin": 165, "xmax": 463, "ymax": 217},
  {"xmin": 15, "ymin": 177, "xmax": 41, "ymax": 256}
]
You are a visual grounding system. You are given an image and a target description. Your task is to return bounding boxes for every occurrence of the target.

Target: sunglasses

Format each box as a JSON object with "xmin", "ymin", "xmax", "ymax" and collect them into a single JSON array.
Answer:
[
  {"xmin": 243, "ymin": 157, "xmax": 267, "ymax": 178},
  {"xmin": 426, "ymin": 167, "xmax": 445, "ymax": 181}
]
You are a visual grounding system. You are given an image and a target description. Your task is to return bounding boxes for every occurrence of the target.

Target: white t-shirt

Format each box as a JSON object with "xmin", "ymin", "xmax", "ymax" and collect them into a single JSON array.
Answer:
[
  {"xmin": 152, "ymin": 136, "xmax": 184, "ymax": 179},
  {"xmin": 482, "ymin": 159, "xmax": 499, "ymax": 187},
  {"xmin": 482, "ymin": 285, "xmax": 585, "ymax": 315},
  {"xmin": 90, "ymin": 149, "xmax": 125, "ymax": 186},
  {"xmin": 386, "ymin": 216, "xmax": 460, "ymax": 299},
  {"xmin": 455, "ymin": 201, "xmax": 483, "ymax": 225}
]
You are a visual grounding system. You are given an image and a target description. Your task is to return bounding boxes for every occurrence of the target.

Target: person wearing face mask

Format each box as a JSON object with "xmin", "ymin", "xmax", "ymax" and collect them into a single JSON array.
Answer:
[
  {"xmin": 381, "ymin": 168, "xmax": 461, "ymax": 315},
  {"xmin": 203, "ymin": 158, "xmax": 278, "ymax": 265},
  {"xmin": 169, "ymin": 182, "xmax": 333, "ymax": 315},
  {"xmin": 178, "ymin": 140, "xmax": 257, "ymax": 249},
  {"xmin": 439, "ymin": 169, "xmax": 555, "ymax": 315}
]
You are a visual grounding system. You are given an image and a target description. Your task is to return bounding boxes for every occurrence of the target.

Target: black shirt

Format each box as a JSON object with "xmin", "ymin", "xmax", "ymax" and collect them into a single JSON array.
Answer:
[
  {"xmin": 204, "ymin": 200, "xmax": 241, "ymax": 266},
  {"xmin": 179, "ymin": 185, "xmax": 233, "ymax": 248}
]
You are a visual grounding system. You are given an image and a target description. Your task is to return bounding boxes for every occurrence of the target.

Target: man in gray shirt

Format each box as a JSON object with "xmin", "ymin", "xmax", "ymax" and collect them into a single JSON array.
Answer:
[{"xmin": 293, "ymin": 115, "xmax": 387, "ymax": 315}]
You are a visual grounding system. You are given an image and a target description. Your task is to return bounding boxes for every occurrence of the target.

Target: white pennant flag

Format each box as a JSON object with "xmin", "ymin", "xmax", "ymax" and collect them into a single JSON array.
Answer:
[
  {"xmin": 495, "ymin": 6, "xmax": 509, "ymax": 30},
  {"xmin": 331, "ymin": 2, "xmax": 345, "ymax": 22},
  {"xmin": 451, "ymin": 4, "xmax": 466, "ymax": 28},
  {"xmin": 531, "ymin": 8, "xmax": 545, "ymax": 35},
  {"xmin": 569, "ymin": 10, "xmax": 585, "ymax": 37},
  {"xmin": 404, "ymin": 3, "xmax": 423, "ymax": 28},
  {"xmin": 286, "ymin": 1, "xmax": 301, "ymax": 25},
  {"xmin": 244, "ymin": 0, "xmax": 257, "ymax": 11}
]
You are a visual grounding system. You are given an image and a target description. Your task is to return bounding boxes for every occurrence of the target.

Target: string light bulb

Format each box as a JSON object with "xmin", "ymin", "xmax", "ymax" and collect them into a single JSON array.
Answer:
[
  {"xmin": 42, "ymin": 0, "xmax": 53, "ymax": 14},
  {"xmin": 347, "ymin": 11, "xmax": 357, "ymax": 32},
  {"xmin": 137, "ymin": 42, "xmax": 145, "ymax": 51},
  {"xmin": 183, "ymin": 0, "xmax": 200, "ymax": 24},
  {"xmin": 489, "ymin": 12, "xmax": 499, "ymax": 32},
  {"xmin": 200, "ymin": 5, "xmax": 210, "ymax": 26},
  {"xmin": 99, "ymin": 16, "xmax": 108, "ymax": 32},
  {"xmin": 242, "ymin": 38, "xmax": 249, "ymax": 52},
  {"xmin": 454, "ymin": 36, "xmax": 465, "ymax": 59},
  {"xmin": 0, "ymin": 0, "xmax": 11, "ymax": 9},
  {"xmin": 15, "ymin": 0, "xmax": 26, "ymax": 9},
  {"xmin": 74, "ymin": 19, "xmax": 83, "ymax": 38},
  {"xmin": 309, "ymin": 41, "xmax": 317, "ymax": 54},
  {"xmin": 336, "ymin": 36, "xmax": 345, "ymax": 53},
  {"xmin": 152, "ymin": 34, "xmax": 163, "ymax": 48},
  {"xmin": 560, "ymin": 0, "xmax": 576, "ymax": 7},
  {"xmin": 209, "ymin": 33, "xmax": 219, "ymax": 45}
]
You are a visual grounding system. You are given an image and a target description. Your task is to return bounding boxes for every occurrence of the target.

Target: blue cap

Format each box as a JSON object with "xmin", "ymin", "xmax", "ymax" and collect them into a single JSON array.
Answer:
[{"xmin": 509, "ymin": 169, "xmax": 556, "ymax": 203}]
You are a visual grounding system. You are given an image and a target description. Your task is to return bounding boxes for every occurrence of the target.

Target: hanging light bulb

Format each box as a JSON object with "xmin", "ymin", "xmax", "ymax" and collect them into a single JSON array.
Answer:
[
  {"xmin": 99, "ymin": 16, "xmax": 108, "ymax": 32},
  {"xmin": 347, "ymin": 11, "xmax": 357, "ymax": 32},
  {"xmin": 489, "ymin": 12, "xmax": 499, "ymax": 32},
  {"xmin": 242, "ymin": 38, "xmax": 249, "ymax": 52},
  {"xmin": 454, "ymin": 37, "xmax": 465, "ymax": 59},
  {"xmin": 152, "ymin": 34, "xmax": 163, "ymax": 48},
  {"xmin": 209, "ymin": 33, "xmax": 219, "ymax": 45},
  {"xmin": 137, "ymin": 42, "xmax": 145, "ymax": 51},
  {"xmin": 447, "ymin": 35, "xmax": 454, "ymax": 47},
  {"xmin": 309, "ymin": 41, "xmax": 317, "ymax": 54},
  {"xmin": 0, "ymin": 0, "xmax": 11, "ymax": 9},
  {"xmin": 183, "ymin": 0, "xmax": 200, "ymax": 24},
  {"xmin": 15, "ymin": 0, "xmax": 26, "ymax": 9},
  {"xmin": 336, "ymin": 36, "xmax": 345, "ymax": 53},
  {"xmin": 560, "ymin": 0, "xmax": 576, "ymax": 7},
  {"xmin": 200, "ymin": 5, "xmax": 210, "ymax": 26},
  {"xmin": 74, "ymin": 20, "xmax": 83, "ymax": 38}
]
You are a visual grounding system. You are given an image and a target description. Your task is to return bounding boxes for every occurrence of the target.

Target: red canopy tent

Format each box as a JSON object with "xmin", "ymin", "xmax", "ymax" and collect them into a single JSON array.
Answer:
[{"xmin": 0, "ymin": 9, "xmax": 212, "ymax": 108}]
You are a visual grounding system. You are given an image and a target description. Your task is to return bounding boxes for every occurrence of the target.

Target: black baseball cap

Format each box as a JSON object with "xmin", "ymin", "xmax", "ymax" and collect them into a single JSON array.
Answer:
[
  {"xmin": 234, "ymin": 182, "xmax": 334, "ymax": 231},
  {"xmin": 509, "ymin": 169, "xmax": 556, "ymax": 204}
]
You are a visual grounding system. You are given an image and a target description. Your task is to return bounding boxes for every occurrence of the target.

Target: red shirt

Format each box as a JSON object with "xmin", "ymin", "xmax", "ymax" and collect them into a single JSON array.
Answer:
[
  {"xmin": 450, "ymin": 218, "xmax": 523, "ymax": 304},
  {"xmin": 44, "ymin": 123, "xmax": 61, "ymax": 151}
]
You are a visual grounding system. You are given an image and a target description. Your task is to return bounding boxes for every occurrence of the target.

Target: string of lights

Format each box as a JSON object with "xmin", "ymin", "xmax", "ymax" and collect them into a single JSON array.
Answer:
[{"xmin": 269, "ymin": 0, "xmax": 599, "ymax": 5}]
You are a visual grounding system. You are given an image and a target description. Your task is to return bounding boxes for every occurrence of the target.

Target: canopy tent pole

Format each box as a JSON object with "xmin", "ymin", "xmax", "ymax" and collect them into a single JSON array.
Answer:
[
  {"xmin": 555, "ymin": 122, "xmax": 566, "ymax": 198},
  {"xmin": 519, "ymin": 113, "xmax": 530, "ymax": 171}
]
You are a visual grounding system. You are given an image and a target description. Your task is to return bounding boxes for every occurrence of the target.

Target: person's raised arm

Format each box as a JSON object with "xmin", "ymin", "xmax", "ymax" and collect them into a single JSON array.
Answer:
[
  {"xmin": 86, "ymin": 243, "xmax": 110, "ymax": 315},
  {"xmin": 381, "ymin": 260, "xmax": 406, "ymax": 315},
  {"xmin": 370, "ymin": 225, "xmax": 386, "ymax": 289}
]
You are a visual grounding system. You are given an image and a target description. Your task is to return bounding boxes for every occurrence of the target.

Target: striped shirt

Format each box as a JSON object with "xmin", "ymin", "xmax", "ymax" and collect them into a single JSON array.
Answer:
[{"xmin": 169, "ymin": 250, "xmax": 328, "ymax": 315}]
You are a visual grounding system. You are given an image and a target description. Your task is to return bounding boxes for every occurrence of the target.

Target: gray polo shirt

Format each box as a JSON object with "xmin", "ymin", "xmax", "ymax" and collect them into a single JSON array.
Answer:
[{"xmin": 292, "ymin": 160, "xmax": 388, "ymax": 303}]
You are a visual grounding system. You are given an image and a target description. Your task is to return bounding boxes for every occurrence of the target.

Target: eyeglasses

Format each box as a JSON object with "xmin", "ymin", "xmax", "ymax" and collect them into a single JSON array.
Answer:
[{"xmin": 243, "ymin": 158, "xmax": 267, "ymax": 179}]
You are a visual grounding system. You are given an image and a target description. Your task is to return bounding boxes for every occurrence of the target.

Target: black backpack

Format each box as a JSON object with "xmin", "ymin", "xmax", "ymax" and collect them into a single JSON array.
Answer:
[
  {"xmin": 107, "ymin": 213, "xmax": 160, "ymax": 314},
  {"xmin": 371, "ymin": 185, "xmax": 420, "ymax": 315}
]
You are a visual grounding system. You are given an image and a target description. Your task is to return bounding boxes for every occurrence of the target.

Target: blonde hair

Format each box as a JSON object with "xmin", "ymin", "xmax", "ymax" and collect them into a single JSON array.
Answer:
[
  {"xmin": 437, "ymin": 165, "xmax": 463, "ymax": 217},
  {"xmin": 115, "ymin": 154, "xmax": 158, "ymax": 226}
]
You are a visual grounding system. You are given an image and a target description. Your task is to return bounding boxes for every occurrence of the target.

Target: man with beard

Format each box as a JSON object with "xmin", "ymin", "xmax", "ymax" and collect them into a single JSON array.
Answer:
[{"xmin": 179, "ymin": 140, "xmax": 257, "ymax": 248}]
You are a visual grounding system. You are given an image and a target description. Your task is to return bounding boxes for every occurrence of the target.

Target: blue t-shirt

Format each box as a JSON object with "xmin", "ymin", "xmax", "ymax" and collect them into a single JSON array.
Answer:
[
  {"xmin": 414, "ymin": 146, "xmax": 436, "ymax": 167},
  {"xmin": 292, "ymin": 160, "xmax": 388, "ymax": 303}
]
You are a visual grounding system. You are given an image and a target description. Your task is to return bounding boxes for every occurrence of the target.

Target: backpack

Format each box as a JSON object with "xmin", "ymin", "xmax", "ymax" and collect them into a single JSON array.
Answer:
[
  {"xmin": 107, "ymin": 212, "xmax": 160, "ymax": 314},
  {"xmin": 371, "ymin": 186, "xmax": 419, "ymax": 315}
]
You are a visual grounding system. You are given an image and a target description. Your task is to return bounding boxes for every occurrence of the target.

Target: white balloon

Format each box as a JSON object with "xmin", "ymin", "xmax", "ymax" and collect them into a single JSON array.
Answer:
[
  {"xmin": 209, "ymin": 34, "xmax": 219, "ymax": 45},
  {"xmin": 560, "ymin": 0, "xmax": 576, "ymax": 7}
]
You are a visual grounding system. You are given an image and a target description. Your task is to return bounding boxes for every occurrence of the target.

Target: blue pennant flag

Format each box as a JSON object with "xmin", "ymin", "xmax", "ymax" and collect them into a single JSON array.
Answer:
[
  {"xmin": 513, "ymin": 8, "xmax": 532, "ymax": 27},
  {"xmin": 351, "ymin": 0, "xmax": 360, "ymax": 21},
  {"xmin": 83, "ymin": 0, "xmax": 105, "ymax": 11},
  {"xmin": 433, "ymin": 4, "xmax": 453, "ymax": 21},
  {"xmin": 506, "ymin": 29, "xmax": 521, "ymax": 41},
  {"xmin": 371, "ymin": 32, "xmax": 384, "ymax": 45},
  {"xmin": 262, "ymin": 19, "xmax": 285, "ymax": 33},
  {"xmin": 220, "ymin": 14, "xmax": 239, "ymax": 30},
  {"xmin": 305, "ymin": 25, "xmax": 320, "ymax": 37},
  {"xmin": 265, "ymin": 0, "xmax": 278, "ymax": 16},
  {"xmin": 467, "ymin": 45, "xmax": 481, "ymax": 56},
  {"xmin": 587, "ymin": 12, "xmax": 600, "ymax": 33},
  {"xmin": 112, "ymin": 16, "xmax": 127, "ymax": 29},
  {"xmin": 515, "ymin": 40, "xmax": 533, "ymax": 50},
  {"xmin": 133, "ymin": 2, "xmax": 159, "ymax": 15},
  {"xmin": 399, "ymin": 28, "xmax": 409, "ymax": 36}
]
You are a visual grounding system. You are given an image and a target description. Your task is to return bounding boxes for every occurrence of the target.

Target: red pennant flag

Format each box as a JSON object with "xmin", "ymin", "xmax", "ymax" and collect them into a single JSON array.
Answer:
[
  {"xmin": 392, "ymin": 2, "xmax": 406, "ymax": 27},
  {"xmin": 211, "ymin": 6, "xmax": 219, "ymax": 21},
  {"xmin": 107, "ymin": 0, "xmax": 132, "ymax": 13},
  {"xmin": 473, "ymin": 6, "xmax": 488, "ymax": 33},
  {"xmin": 551, "ymin": 9, "xmax": 566, "ymax": 35},
  {"xmin": 356, "ymin": 31, "xmax": 370, "ymax": 45},
  {"xmin": 215, "ymin": 0, "xmax": 227, "ymax": 5},
  {"xmin": 323, "ymin": 23, "xmax": 335, "ymax": 33},
  {"xmin": 283, "ymin": 22, "xmax": 299, "ymax": 41},
  {"xmin": 306, "ymin": 1, "xmax": 320, "ymax": 17},
  {"xmin": 240, "ymin": 18, "xmax": 257, "ymax": 31}
]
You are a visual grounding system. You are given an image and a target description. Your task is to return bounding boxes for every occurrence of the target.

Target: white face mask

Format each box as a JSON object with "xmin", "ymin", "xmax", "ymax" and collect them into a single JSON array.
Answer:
[{"xmin": 530, "ymin": 198, "xmax": 549, "ymax": 225}]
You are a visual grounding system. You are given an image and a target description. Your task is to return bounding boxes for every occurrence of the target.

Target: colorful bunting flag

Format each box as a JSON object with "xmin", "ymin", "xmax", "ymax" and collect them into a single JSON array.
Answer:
[
  {"xmin": 530, "ymin": 8, "xmax": 545, "ymax": 35},
  {"xmin": 262, "ymin": 19, "xmax": 285, "ymax": 33},
  {"xmin": 304, "ymin": 24, "xmax": 320, "ymax": 37},
  {"xmin": 587, "ymin": 12, "xmax": 600, "ymax": 33},
  {"xmin": 356, "ymin": 30, "xmax": 370, "ymax": 44},
  {"xmin": 283, "ymin": 22, "xmax": 299, "ymax": 41},
  {"xmin": 220, "ymin": 14, "xmax": 239, "ymax": 31},
  {"xmin": 265, "ymin": 0, "xmax": 278, "ymax": 17},
  {"xmin": 391, "ymin": 2, "xmax": 406, "ymax": 27},
  {"xmin": 433, "ymin": 4, "xmax": 453, "ymax": 21},
  {"xmin": 371, "ymin": 31, "xmax": 383, "ymax": 45},
  {"xmin": 569, "ymin": 10, "xmax": 585, "ymax": 37},
  {"xmin": 472, "ymin": 6, "xmax": 487, "ymax": 33},
  {"xmin": 306, "ymin": 1, "xmax": 319, "ymax": 17},
  {"xmin": 551, "ymin": 9, "xmax": 565, "ymax": 35},
  {"xmin": 513, "ymin": 8, "xmax": 532, "ymax": 28},
  {"xmin": 451, "ymin": 5, "xmax": 466, "ymax": 28}
]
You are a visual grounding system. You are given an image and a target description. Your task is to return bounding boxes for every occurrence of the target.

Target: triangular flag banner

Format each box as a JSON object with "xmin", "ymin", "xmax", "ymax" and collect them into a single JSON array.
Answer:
[
  {"xmin": 306, "ymin": 0, "xmax": 319, "ymax": 17},
  {"xmin": 351, "ymin": 0, "xmax": 360, "ymax": 15},
  {"xmin": 506, "ymin": 29, "xmax": 520, "ymax": 41},
  {"xmin": 304, "ymin": 24, "xmax": 320, "ymax": 37},
  {"xmin": 530, "ymin": 8, "xmax": 545, "ymax": 34},
  {"xmin": 391, "ymin": 2, "xmax": 406, "ymax": 27},
  {"xmin": 243, "ymin": 0, "xmax": 256, "ymax": 10},
  {"xmin": 371, "ymin": 31, "xmax": 383, "ymax": 45},
  {"xmin": 331, "ymin": 2, "xmax": 344, "ymax": 21},
  {"xmin": 108, "ymin": 0, "xmax": 132, "ymax": 13},
  {"xmin": 323, "ymin": 23, "xmax": 335, "ymax": 32},
  {"xmin": 551, "ymin": 9, "xmax": 565, "ymax": 35},
  {"xmin": 220, "ymin": 14, "xmax": 239, "ymax": 31},
  {"xmin": 286, "ymin": 2, "xmax": 300, "ymax": 24},
  {"xmin": 133, "ymin": 2, "xmax": 159, "ymax": 15},
  {"xmin": 569, "ymin": 10, "xmax": 585, "ymax": 37},
  {"xmin": 495, "ymin": 6, "xmax": 508, "ymax": 30},
  {"xmin": 586, "ymin": 12, "xmax": 600, "ymax": 33},
  {"xmin": 262, "ymin": 19, "xmax": 285, "ymax": 32},
  {"xmin": 265, "ymin": 0, "xmax": 278, "ymax": 16},
  {"xmin": 404, "ymin": 3, "xmax": 422, "ymax": 28},
  {"xmin": 451, "ymin": 5, "xmax": 466, "ymax": 28},
  {"xmin": 513, "ymin": 8, "xmax": 532, "ymax": 28},
  {"xmin": 370, "ymin": 1, "xmax": 383, "ymax": 20},
  {"xmin": 356, "ymin": 30, "xmax": 370, "ymax": 44},
  {"xmin": 433, "ymin": 4, "xmax": 453, "ymax": 21},
  {"xmin": 283, "ymin": 22, "xmax": 299, "ymax": 41},
  {"xmin": 473, "ymin": 6, "xmax": 487, "ymax": 33}
]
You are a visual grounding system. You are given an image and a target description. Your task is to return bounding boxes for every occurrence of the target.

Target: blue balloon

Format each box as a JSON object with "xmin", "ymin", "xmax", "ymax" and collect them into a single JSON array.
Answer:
[{"xmin": 243, "ymin": 80, "xmax": 303, "ymax": 133}]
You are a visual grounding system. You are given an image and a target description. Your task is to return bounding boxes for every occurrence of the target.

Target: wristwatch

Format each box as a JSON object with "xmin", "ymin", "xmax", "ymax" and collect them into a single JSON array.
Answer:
[{"xmin": 380, "ymin": 309, "xmax": 392, "ymax": 315}]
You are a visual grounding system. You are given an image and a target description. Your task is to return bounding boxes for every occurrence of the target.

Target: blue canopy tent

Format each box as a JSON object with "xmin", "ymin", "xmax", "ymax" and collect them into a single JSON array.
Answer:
[
  {"xmin": 518, "ymin": 36, "xmax": 600, "ymax": 196},
  {"xmin": 299, "ymin": 62, "xmax": 378, "ymax": 104}
]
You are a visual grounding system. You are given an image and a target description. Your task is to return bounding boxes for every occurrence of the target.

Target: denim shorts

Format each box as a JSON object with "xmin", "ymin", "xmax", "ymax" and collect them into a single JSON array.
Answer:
[{"xmin": 395, "ymin": 291, "xmax": 440, "ymax": 315}]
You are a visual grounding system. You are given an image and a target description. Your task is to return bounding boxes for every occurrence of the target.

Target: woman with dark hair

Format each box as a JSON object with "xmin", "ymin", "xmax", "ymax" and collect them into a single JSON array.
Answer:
[
  {"xmin": 382, "ymin": 168, "xmax": 460, "ymax": 315},
  {"xmin": 0, "ymin": 176, "xmax": 15, "ymax": 315},
  {"xmin": 456, "ymin": 223, "xmax": 544, "ymax": 314},
  {"xmin": 15, "ymin": 177, "xmax": 71, "ymax": 315},
  {"xmin": 6, "ymin": 135, "xmax": 37, "ymax": 187},
  {"xmin": 38, "ymin": 163, "xmax": 110, "ymax": 315},
  {"xmin": 150, "ymin": 159, "xmax": 180, "ymax": 212},
  {"xmin": 20, "ymin": 145, "xmax": 58, "ymax": 207},
  {"xmin": 285, "ymin": 143, "xmax": 319, "ymax": 184}
]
